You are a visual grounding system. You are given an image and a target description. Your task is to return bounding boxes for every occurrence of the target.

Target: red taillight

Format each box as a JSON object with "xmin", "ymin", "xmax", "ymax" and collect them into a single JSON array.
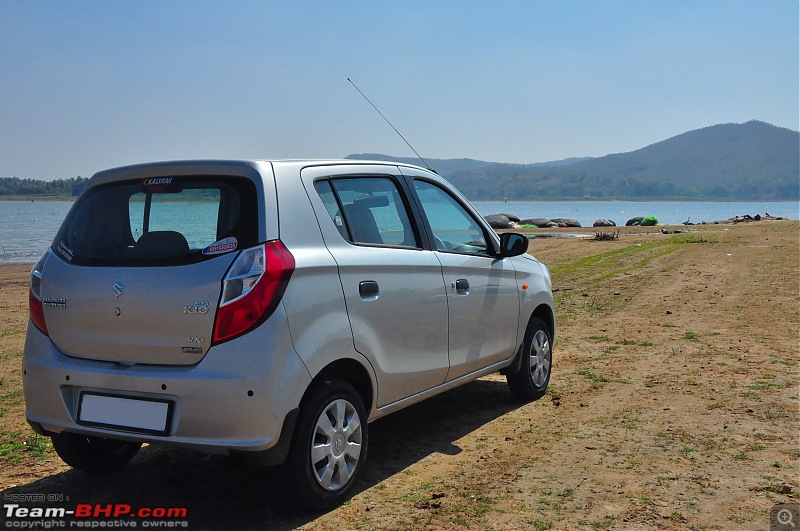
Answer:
[
  {"xmin": 212, "ymin": 241, "xmax": 295, "ymax": 345},
  {"xmin": 29, "ymin": 251, "xmax": 49, "ymax": 335},
  {"xmin": 29, "ymin": 287, "xmax": 48, "ymax": 335}
]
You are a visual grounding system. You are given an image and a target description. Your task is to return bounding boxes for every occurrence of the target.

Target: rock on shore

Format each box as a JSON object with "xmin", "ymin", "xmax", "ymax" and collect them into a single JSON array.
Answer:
[
  {"xmin": 593, "ymin": 218, "xmax": 616, "ymax": 227},
  {"xmin": 484, "ymin": 214, "xmax": 512, "ymax": 229}
]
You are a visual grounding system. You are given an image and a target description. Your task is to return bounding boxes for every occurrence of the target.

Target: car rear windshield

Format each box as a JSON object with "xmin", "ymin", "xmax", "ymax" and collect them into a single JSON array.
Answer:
[{"xmin": 52, "ymin": 176, "xmax": 258, "ymax": 266}]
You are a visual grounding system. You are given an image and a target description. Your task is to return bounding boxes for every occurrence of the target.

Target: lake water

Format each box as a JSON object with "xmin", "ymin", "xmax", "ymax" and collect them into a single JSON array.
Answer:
[
  {"xmin": 0, "ymin": 201, "xmax": 75, "ymax": 263},
  {"xmin": 0, "ymin": 199, "xmax": 797, "ymax": 263}
]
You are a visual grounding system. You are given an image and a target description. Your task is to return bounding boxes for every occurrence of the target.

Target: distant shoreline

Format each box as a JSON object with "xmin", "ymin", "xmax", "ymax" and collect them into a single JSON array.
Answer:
[{"xmin": 0, "ymin": 195, "xmax": 75, "ymax": 202}]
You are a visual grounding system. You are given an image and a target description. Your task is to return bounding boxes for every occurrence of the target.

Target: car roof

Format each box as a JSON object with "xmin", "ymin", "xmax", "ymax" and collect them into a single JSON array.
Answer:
[
  {"xmin": 87, "ymin": 159, "xmax": 437, "ymax": 188},
  {"xmin": 94, "ymin": 158, "xmax": 430, "ymax": 175}
]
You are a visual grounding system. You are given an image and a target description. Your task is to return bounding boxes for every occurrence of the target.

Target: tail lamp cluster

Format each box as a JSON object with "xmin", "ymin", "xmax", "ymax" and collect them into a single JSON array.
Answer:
[
  {"xmin": 211, "ymin": 240, "xmax": 294, "ymax": 344},
  {"xmin": 28, "ymin": 250, "xmax": 49, "ymax": 335}
]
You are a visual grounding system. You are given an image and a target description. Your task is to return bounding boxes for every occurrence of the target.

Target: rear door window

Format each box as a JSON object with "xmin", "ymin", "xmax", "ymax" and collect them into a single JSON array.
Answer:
[
  {"xmin": 53, "ymin": 177, "xmax": 258, "ymax": 266},
  {"xmin": 314, "ymin": 177, "xmax": 419, "ymax": 248}
]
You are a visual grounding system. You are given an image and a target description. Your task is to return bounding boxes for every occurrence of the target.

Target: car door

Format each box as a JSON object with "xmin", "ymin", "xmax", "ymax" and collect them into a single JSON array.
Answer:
[
  {"xmin": 302, "ymin": 166, "xmax": 450, "ymax": 407},
  {"xmin": 409, "ymin": 176, "xmax": 521, "ymax": 380}
]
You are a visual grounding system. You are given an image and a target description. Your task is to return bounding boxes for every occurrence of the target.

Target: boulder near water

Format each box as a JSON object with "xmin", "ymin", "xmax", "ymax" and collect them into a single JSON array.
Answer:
[
  {"xmin": 484, "ymin": 214, "xmax": 512, "ymax": 229},
  {"xmin": 626, "ymin": 216, "xmax": 644, "ymax": 226},
  {"xmin": 593, "ymin": 218, "xmax": 616, "ymax": 227},
  {"xmin": 520, "ymin": 218, "xmax": 555, "ymax": 228},
  {"xmin": 550, "ymin": 218, "xmax": 582, "ymax": 227}
]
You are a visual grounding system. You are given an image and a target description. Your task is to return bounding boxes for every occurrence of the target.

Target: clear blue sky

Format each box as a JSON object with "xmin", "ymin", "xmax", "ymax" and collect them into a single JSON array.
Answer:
[{"xmin": 1, "ymin": 0, "xmax": 798, "ymax": 180}]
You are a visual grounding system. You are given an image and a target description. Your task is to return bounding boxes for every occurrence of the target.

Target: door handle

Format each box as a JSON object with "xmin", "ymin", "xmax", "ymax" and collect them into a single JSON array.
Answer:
[
  {"xmin": 454, "ymin": 278, "xmax": 469, "ymax": 295},
  {"xmin": 359, "ymin": 280, "xmax": 379, "ymax": 300}
]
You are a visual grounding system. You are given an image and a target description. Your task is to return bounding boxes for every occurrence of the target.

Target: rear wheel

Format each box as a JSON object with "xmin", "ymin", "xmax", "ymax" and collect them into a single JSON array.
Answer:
[
  {"xmin": 287, "ymin": 379, "xmax": 368, "ymax": 510},
  {"xmin": 506, "ymin": 317, "xmax": 552, "ymax": 400},
  {"xmin": 50, "ymin": 433, "xmax": 142, "ymax": 473}
]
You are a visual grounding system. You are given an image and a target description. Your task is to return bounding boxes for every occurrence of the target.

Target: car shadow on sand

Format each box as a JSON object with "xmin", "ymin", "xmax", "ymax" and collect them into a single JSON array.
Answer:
[{"xmin": 2, "ymin": 378, "xmax": 529, "ymax": 530}]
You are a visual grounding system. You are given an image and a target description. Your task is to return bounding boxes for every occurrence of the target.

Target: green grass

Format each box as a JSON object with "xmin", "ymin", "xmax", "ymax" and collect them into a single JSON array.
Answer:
[
  {"xmin": 0, "ymin": 431, "xmax": 51, "ymax": 463},
  {"xmin": 560, "ymin": 487, "xmax": 576, "ymax": 497},
  {"xmin": 551, "ymin": 242, "xmax": 677, "ymax": 283},
  {"xmin": 615, "ymin": 339, "xmax": 655, "ymax": 346},
  {"xmin": 1, "ymin": 389, "xmax": 24, "ymax": 408},
  {"xmin": 577, "ymin": 369, "xmax": 610, "ymax": 383},
  {"xmin": 749, "ymin": 374, "xmax": 779, "ymax": 392},
  {"xmin": 577, "ymin": 369, "xmax": 632, "ymax": 384},
  {"xmin": 528, "ymin": 520, "xmax": 553, "ymax": 531},
  {"xmin": 683, "ymin": 331, "xmax": 699, "ymax": 340}
]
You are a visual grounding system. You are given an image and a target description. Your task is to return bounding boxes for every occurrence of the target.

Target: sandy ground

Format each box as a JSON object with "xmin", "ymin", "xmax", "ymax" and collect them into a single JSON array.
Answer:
[{"xmin": 0, "ymin": 220, "xmax": 797, "ymax": 530}]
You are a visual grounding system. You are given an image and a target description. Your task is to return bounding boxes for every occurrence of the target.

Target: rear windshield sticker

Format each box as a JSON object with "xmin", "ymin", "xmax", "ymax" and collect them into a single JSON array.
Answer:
[
  {"xmin": 143, "ymin": 177, "xmax": 173, "ymax": 186},
  {"xmin": 142, "ymin": 177, "xmax": 176, "ymax": 192},
  {"xmin": 202, "ymin": 237, "xmax": 238, "ymax": 255},
  {"xmin": 57, "ymin": 241, "xmax": 74, "ymax": 261}
]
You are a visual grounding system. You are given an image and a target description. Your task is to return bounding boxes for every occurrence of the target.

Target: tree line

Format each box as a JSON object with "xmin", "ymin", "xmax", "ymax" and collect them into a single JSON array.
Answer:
[{"xmin": 0, "ymin": 177, "xmax": 88, "ymax": 197}]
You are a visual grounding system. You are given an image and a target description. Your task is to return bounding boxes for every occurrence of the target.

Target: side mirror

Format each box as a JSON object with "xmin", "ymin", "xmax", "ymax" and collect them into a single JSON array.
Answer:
[{"xmin": 498, "ymin": 232, "xmax": 529, "ymax": 258}]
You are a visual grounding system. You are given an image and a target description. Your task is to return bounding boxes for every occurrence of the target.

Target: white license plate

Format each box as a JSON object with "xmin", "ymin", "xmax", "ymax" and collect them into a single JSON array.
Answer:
[{"xmin": 78, "ymin": 393, "xmax": 171, "ymax": 435}]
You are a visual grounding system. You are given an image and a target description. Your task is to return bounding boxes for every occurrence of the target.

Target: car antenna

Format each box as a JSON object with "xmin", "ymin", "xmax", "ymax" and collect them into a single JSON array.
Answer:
[{"xmin": 347, "ymin": 77, "xmax": 436, "ymax": 173}]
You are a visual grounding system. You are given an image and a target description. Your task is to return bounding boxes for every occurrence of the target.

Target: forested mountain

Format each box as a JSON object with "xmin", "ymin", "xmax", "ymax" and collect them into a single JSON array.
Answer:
[
  {"xmin": 349, "ymin": 121, "xmax": 799, "ymax": 200},
  {"xmin": 345, "ymin": 154, "xmax": 591, "ymax": 175},
  {"xmin": 2, "ymin": 121, "xmax": 795, "ymax": 200}
]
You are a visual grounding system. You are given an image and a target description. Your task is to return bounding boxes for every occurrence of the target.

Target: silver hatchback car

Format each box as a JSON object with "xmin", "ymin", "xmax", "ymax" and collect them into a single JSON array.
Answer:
[{"xmin": 23, "ymin": 159, "xmax": 555, "ymax": 509}]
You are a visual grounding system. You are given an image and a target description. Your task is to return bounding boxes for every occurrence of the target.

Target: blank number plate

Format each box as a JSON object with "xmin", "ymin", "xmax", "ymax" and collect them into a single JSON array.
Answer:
[{"xmin": 78, "ymin": 393, "xmax": 172, "ymax": 435}]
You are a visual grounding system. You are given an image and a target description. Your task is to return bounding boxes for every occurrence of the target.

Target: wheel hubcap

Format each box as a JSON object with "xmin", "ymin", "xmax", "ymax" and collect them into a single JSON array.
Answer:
[
  {"xmin": 529, "ymin": 329, "xmax": 551, "ymax": 387},
  {"xmin": 311, "ymin": 398, "xmax": 363, "ymax": 491}
]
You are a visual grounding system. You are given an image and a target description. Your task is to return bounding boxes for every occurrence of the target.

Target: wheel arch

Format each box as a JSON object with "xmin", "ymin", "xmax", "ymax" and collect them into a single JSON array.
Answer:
[
  {"xmin": 531, "ymin": 303, "xmax": 556, "ymax": 341},
  {"xmin": 501, "ymin": 304, "xmax": 555, "ymax": 377},
  {"xmin": 306, "ymin": 358, "xmax": 375, "ymax": 417}
]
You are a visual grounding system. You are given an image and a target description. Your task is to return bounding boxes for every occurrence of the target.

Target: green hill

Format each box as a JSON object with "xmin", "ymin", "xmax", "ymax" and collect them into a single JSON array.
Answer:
[{"xmin": 349, "ymin": 120, "xmax": 799, "ymax": 200}]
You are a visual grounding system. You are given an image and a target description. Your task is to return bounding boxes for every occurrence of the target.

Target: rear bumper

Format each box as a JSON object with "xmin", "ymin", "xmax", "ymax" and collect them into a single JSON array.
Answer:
[{"xmin": 22, "ymin": 308, "xmax": 311, "ymax": 460}]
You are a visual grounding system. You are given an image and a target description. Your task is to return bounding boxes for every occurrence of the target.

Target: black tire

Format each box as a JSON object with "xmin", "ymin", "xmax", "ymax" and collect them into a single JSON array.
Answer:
[
  {"xmin": 287, "ymin": 379, "xmax": 368, "ymax": 511},
  {"xmin": 50, "ymin": 433, "xmax": 142, "ymax": 473},
  {"xmin": 506, "ymin": 317, "xmax": 553, "ymax": 401}
]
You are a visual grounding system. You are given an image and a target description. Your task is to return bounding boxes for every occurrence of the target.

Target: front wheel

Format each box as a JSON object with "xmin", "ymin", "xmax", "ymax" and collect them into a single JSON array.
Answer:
[
  {"xmin": 286, "ymin": 379, "xmax": 368, "ymax": 510},
  {"xmin": 50, "ymin": 433, "xmax": 142, "ymax": 473},
  {"xmin": 506, "ymin": 317, "xmax": 552, "ymax": 401}
]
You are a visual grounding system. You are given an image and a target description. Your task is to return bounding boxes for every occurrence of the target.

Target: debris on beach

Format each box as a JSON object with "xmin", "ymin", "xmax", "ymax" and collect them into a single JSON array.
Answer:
[
  {"xmin": 594, "ymin": 231, "xmax": 620, "ymax": 241},
  {"xmin": 683, "ymin": 212, "xmax": 786, "ymax": 225}
]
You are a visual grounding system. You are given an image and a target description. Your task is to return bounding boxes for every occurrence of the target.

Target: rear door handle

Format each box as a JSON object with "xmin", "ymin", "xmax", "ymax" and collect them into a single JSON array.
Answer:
[
  {"xmin": 454, "ymin": 278, "xmax": 469, "ymax": 295},
  {"xmin": 359, "ymin": 280, "xmax": 379, "ymax": 301}
]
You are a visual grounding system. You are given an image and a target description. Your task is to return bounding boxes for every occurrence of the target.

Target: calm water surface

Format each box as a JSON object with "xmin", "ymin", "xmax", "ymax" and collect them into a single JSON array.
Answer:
[
  {"xmin": 0, "ymin": 201, "xmax": 74, "ymax": 263},
  {"xmin": 0, "ymin": 200, "xmax": 797, "ymax": 263}
]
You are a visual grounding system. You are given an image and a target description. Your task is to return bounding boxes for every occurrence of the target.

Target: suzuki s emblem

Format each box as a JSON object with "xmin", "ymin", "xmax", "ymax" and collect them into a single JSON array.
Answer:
[{"xmin": 112, "ymin": 282, "xmax": 124, "ymax": 298}]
